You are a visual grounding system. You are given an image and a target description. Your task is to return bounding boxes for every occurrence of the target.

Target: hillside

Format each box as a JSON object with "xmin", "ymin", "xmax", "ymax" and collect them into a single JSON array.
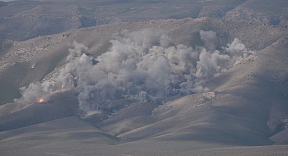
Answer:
[
  {"xmin": 223, "ymin": 0, "xmax": 288, "ymax": 25},
  {"xmin": 1, "ymin": 17, "xmax": 288, "ymax": 105},
  {"xmin": 0, "ymin": 16, "xmax": 288, "ymax": 155}
]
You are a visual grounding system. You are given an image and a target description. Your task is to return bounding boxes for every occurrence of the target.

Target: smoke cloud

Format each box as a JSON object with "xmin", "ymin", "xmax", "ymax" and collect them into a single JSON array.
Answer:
[{"xmin": 14, "ymin": 29, "xmax": 254, "ymax": 116}]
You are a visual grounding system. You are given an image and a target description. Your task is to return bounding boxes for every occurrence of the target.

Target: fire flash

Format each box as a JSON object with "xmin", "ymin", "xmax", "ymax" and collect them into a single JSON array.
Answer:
[{"xmin": 39, "ymin": 98, "xmax": 44, "ymax": 103}]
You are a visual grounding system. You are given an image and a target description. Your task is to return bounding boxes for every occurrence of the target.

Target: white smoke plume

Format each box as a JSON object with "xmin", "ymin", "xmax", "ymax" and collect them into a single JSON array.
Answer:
[
  {"xmin": 200, "ymin": 30, "xmax": 217, "ymax": 52},
  {"xmin": 14, "ymin": 29, "xmax": 254, "ymax": 116}
]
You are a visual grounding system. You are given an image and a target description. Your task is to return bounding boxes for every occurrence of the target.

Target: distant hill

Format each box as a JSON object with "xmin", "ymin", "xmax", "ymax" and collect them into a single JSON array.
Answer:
[{"xmin": 0, "ymin": 0, "xmax": 287, "ymax": 41}]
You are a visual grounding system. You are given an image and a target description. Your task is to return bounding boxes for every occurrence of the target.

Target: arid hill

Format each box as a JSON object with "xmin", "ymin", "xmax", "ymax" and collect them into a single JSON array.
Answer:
[{"xmin": 0, "ymin": 16, "xmax": 288, "ymax": 155}]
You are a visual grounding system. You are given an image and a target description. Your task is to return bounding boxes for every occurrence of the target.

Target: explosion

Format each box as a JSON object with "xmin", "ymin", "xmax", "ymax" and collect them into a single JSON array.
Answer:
[
  {"xmin": 14, "ymin": 29, "xmax": 254, "ymax": 116},
  {"xmin": 39, "ymin": 98, "xmax": 44, "ymax": 103}
]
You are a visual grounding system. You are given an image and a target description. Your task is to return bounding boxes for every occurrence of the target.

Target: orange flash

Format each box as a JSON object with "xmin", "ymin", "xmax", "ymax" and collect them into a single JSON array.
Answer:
[{"xmin": 39, "ymin": 98, "xmax": 44, "ymax": 103}]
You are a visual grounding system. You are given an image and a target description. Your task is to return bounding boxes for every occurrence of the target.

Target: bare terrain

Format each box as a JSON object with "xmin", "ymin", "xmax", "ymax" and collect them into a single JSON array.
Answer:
[
  {"xmin": 0, "ymin": 0, "xmax": 288, "ymax": 156},
  {"xmin": 0, "ymin": 0, "xmax": 287, "ymax": 41}
]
